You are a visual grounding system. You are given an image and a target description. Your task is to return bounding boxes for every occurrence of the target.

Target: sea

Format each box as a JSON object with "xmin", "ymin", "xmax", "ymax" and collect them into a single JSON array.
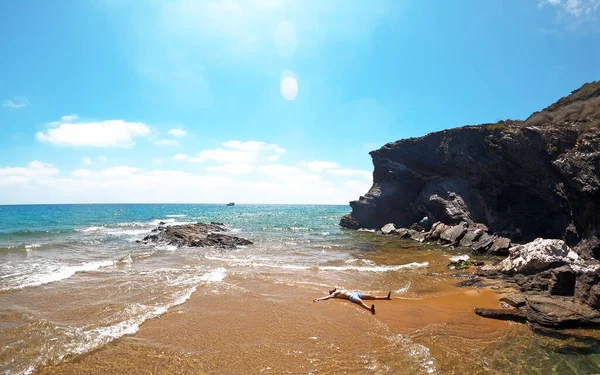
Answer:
[{"xmin": 1, "ymin": 204, "xmax": 599, "ymax": 374}]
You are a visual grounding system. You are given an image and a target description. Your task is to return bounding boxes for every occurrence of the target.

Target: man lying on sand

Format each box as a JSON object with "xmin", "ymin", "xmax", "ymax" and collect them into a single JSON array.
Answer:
[{"xmin": 313, "ymin": 287, "xmax": 391, "ymax": 314}]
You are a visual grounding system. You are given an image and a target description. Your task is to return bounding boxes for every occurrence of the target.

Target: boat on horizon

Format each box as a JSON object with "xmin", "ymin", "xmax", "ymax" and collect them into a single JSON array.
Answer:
[{"xmin": 226, "ymin": 202, "xmax": 235, "ymax": 206}]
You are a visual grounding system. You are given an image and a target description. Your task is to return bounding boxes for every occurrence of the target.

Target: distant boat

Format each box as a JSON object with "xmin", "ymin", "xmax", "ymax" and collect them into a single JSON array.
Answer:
[{"xmin": 226, "ymin": 202, "xmax": 235, "ymax": 206}]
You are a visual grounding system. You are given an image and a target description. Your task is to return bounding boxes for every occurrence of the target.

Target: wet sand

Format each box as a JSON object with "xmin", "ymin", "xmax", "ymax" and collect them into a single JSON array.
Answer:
[{"xmin": 36, "ymin": 275, "xmax": 521, "ymax": 375}]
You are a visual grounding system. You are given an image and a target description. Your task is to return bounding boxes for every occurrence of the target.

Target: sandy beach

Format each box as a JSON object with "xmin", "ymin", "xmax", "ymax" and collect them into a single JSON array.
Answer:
[{"xmin": 36, "ymin": 274, "xmax": 518, "ymax": 375}]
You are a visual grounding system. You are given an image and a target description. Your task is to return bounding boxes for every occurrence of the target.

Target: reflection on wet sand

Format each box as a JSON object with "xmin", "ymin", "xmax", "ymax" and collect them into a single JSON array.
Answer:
[{"xmin": 37, "ymin": 275, "xmax": 517, "ymax": 374}]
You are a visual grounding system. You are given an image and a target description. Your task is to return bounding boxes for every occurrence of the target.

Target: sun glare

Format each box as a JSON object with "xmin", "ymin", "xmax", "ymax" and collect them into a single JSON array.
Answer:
[{"xmin": 280, "ymin": 76, "xmax": 298, "ymax": 101}]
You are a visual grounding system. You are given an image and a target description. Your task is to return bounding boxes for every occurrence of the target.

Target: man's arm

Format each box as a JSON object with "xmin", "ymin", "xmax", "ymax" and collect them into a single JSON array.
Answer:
[{"xmin": 313, "ymin": 294, "xmax": 333, "ymax": 302}]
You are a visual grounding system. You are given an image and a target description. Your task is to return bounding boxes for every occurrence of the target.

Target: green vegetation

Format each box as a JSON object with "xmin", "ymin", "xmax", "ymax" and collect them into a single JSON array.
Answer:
[
  {"xmin": 488, "ymin": 122, "xmax": 509, "ymax": 132},
  {"xmin": 447, "ymin": 259, "xmax": 472, "ymax": 270}
]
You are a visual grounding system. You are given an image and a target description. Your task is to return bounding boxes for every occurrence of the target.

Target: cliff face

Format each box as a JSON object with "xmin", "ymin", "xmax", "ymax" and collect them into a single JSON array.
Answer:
[{"xmin": 341, "ymin": 81, "xmax": 600, "ymax": 251}]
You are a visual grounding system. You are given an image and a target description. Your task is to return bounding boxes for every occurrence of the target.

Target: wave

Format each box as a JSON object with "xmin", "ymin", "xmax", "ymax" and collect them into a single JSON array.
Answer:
[
  {"xmin": 154, "ymin": 244, "xmax": 178, "ymax": 252},
  {"xmin": 77, "ymin": 218, "xmax": 191, "ymax": 235},
  {"xmin": 165, "ymin": 214, "xmax": 187, "ymax": 218},
  {"xmin": 200, "ymin": 267, "xmax": 227, "ymax": 282},
  {"xmin": 115, "ymin": 252, "xmax": 154, "ymax": 266},
  {"xmin": 18, "ymin": 267, "xmax": 226, "ymax": 374},
  {"xmin": 0, "ymin": 228, "xmax": 71, "ymax": 239},
  {"xmin": 148, "ymin": 219, "xmax": 190, "ymax": 226},
  {"xmin": 395, "ymin": 281, "xmax": 411, "ymax": 294},
  {"xmin": 319, "ymin": 262, "xmax": 428, "ymax": 272},
  {"xmin": 203, "ymin": 256, "xmax": 428, "ymax": 273},
  {"xmin": 390, "ymin": 334, "xmax": 438, "ymax": 374},
  {"xmin": 0, "ymin": 260, "xmax": 114, "ymax": 292},
  {"xmin": 0, "ymin": 243, "xmax": 46, "ymax": 254},
  {"xmin": 449, "ymin": 255, "xmax": 470, "ymax": 262}
]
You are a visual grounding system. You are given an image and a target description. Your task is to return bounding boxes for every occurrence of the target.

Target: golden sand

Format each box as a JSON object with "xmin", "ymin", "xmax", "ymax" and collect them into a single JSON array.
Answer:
[{"xmin": 36, "ymin": 273, "xmax": 524, "ymax": 375}]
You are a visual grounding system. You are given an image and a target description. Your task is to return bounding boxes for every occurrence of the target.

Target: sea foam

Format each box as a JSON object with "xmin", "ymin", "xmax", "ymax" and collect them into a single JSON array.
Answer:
[
  {"xmin": 203, "ymin": 255, "xmax": 428, "ymax": 273},
  {"xmin": 1, "ymin": 260, "xmax": 114, "ymax": 292}
]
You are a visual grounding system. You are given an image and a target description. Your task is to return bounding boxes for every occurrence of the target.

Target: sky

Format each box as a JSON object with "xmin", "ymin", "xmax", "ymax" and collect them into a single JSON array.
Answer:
[{"xmin": 0, "ymin": 0, "xmax": 599, "ymax": 204}]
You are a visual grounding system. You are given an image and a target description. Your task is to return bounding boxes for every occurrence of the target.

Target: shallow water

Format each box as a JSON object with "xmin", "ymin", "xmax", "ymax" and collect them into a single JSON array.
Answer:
[{"xmin": 0, "ymin": 204, "xmax": 599, "ymax": 374}]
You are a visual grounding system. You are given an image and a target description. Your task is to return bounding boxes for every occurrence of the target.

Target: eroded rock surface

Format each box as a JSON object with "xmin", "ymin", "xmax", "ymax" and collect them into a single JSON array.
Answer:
[
  {"xmin": 139, "ymin": 222, "xmax": 252, "ymax": 249},
  {"xmin": 340, "ymin": 81, "xmax": 600, "ymax": 251},
  {"xmin": 481, "ymin": 238, "xmax": 582, "ymax": 275}
]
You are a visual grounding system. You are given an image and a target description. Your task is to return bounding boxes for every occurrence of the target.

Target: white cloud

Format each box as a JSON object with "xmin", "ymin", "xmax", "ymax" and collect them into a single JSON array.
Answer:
[
  {"xmin": 2, "ymin": 97, "xmax": 29, "ymax": 109},
  {"xmin": 304, "ymin": 160, "xmax": 339, "ymax": 173},
  {"xmin": 154, "ymin": 159, "xmax": 164, "ymax": 164},
  {"xmin": 205, "ymin": 163, "xmax": 256, "ymax": 174},
  {"xmin": 0, "ymin": 160, "xmax": 373, "ymax": 204},
  {"xmin": 0, "ymin": 161, "xmax": 58, "ymax": 186},
  {"xmin": 257, "ymin": 164, "xmax": 303, "ymax": 175},
  {"xmin": 61, "ymin": 114, "xmax": 79, "ymax": 122},
  {"xmin": 267, "ymin": 155, "xmax": 280, "ymax": 162},
  {"xmin": 72, "ymin": 169, "xmax": 93, "ymax": 177},
  {"xmin": 190, "ymin": 140, "xmax": 285, "ymax": 164},
  {"xmin": 81, "ymin": 157, "xmax": 93, "ymax": 165},
  {"xmin": 539, "ymin": 0, "xmax": 600, "ymax": 17},
  {"xmin": 327, "ymin": 168, "xmax": 372, "ymax": 179},
  {"xmin": 37, "ymin": 118, "xmax": 151, "ymax": 147},
  {"xmin": 100, "ymin": 166, "xmax": 141, "ymax": 177},
  {"xmin": 190, "ymin": 148, "xmax": 254, "ymax": 164},
  {"xmin": 168, "ymin": 128, "xmax": 187, "ymax": 137},
  {"xmin": 172, "ymin": 153, "xmax": 189, "ymax": 161},
  {"xmin": 222, "ymin": 140, "xmax": 267, "ymax": 152},
  {"xmin": 155, "ymin": 139, "xmax": 180, "ymax": 146}
]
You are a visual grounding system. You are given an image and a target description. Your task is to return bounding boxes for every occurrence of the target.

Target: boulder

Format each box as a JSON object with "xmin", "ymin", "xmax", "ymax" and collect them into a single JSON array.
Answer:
[
  {"xmin": 340, "ymin": 214, "xmax": 361, "ymax": 230},
  {"xmin": 476, "ymin": 295, "xmax": 600, "ymax": 328},
  {"xmin": 426, "ymin": 222, "xmax": 452, "ymax": 241},
  {"xmin": 380, "ymin": 223, "xmax": 396, "ymax": 234},
  {"xmin": 524, "ymin": 295, "xmax": 600, "ymax": 328},
  {"xmin": 391, "ymin": 228, "xmax": 427, "ymax": 242},
  {"xmin": 480, "ymin": 238, "xmax": 581, "ymax": 275},
  {"xmin": 575, "ymin": 269, "xmax": 600, "ymax": 308},
  {"xmin": 409, "ymin": 230, "xmax": 427, "ymax": 243},
  {"xmin": 488, "ymin": 236, "xmax": 511, "ymax": 256},
  {"xmin": 392, "ymin": 228, "xmax": 411, "ymax": 238},
  {"xmin": 459, "ymin": 228, "xmax": 484, "ymax": 247},
  {"xmin": 471, "ymin": 233, "xmax": 496, "ymax": 254},
  {"xmin": 439, "ymin": 222, "xmax": 468, "ymax": 244}
]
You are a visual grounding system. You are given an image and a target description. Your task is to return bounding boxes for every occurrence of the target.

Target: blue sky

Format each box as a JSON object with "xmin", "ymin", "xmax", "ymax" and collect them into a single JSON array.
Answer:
[{"xmin": 1, "ymin": 0, "xmax": 599, "ymax": 204}]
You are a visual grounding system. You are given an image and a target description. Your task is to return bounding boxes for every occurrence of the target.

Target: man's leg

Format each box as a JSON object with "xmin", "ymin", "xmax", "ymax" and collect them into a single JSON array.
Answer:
[
  {"xmin": 351, "ymin": 298, "xmax": 375, "ymax": 314},
  {"xmin": 361, "ymin": 291, "xmax": 392, "ymax": 300}
]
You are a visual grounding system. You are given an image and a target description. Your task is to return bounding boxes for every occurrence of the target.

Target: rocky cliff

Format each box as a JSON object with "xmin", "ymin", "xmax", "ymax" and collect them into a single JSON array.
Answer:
[{"xmin": 341, "ymin": 81, "xmax": 600, "ymax": 257}]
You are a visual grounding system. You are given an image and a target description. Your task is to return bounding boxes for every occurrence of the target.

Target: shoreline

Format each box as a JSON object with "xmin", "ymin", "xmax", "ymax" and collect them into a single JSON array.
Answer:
[{"xmin": 35, "ymin": 274, "xmax": 517, "ymax": 375}]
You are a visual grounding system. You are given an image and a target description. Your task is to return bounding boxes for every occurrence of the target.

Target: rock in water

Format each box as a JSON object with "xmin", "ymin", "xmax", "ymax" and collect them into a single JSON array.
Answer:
[{"xmin": 140, "ymin": 222, "xmax": 252, "ymax": 249}]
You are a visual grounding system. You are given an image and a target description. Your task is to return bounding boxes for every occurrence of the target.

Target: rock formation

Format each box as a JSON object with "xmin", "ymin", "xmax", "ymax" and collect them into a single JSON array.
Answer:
[
  {"xmin": 341, "ymin": 81, "xmax": 600, "ymax": 256},
  {"xmin": 139, "ymin": 222, "xmax": 252, "ymax": 249}
]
